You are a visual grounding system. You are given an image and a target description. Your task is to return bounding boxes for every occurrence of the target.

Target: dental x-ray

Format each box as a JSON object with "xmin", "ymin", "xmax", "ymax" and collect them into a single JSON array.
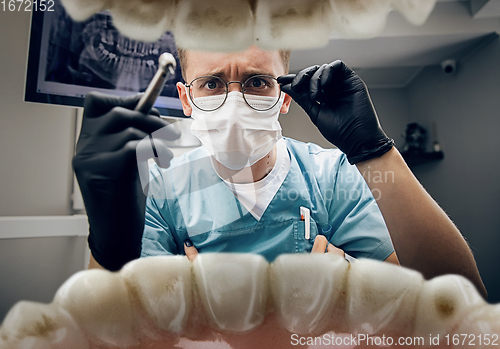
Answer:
[{"xmin": 25, "ymin": 0, "xmax": 185, "ymax": 116}]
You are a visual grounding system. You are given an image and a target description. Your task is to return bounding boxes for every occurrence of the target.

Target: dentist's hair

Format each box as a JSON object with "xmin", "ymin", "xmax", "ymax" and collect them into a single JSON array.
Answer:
[{"xmin": 176, "ymin": 47, "xmax": 291, "ymax": 81}]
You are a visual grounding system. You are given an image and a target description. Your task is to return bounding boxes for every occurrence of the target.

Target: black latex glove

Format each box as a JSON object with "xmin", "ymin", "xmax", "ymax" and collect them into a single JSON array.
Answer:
[
  {"xmin": 278, "ymin": 60, "xmax": 394, "ymax": 164},
  {"xmin": 73, "ymin": 92, "xmax": 180, "ymax": 271}
]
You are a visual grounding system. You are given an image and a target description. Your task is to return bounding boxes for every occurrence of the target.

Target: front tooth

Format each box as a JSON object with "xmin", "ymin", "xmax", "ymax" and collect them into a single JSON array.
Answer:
[
  {"xmin": 0, "ymin": 301, "xmax": 88, "ymax": 349},
  {"xmin": 120, "ymin": 256, "xmax": 192, "ymax": 333},
  {"xmin": 346, "ymin": 259, "xmax": 424, "ymax": 335},
  {"xmin": 254, "ymin": 0, "xmax": 333, "ymax": 50},
  {"xmin": 173, "ymin": 0, "xmax": 254, "ymax": 52},
  {"xmin": 270, "ymin": 254, "xmax": 349, "ymax": 335},
  {"xmin": 60, "ymin": 0, "xmax": 109, "ymax": 22},
  {"xmin": 110, "ymin": 0, "xmax": 174, "ymax": 42},
  {"xmin": 391, "ymin": 0, "xmax": 437, "ymax": 26},
  {"xmin": 193, "ymin": 253, "xmax": 268, "ymax": 332},
  {"xmin": 414, "ymin": 274, "xmax": 486, "ymax": 337},
  {"xmin": 328, "ymin": 0, "xmax": 392, "ymax": 39},
  {"xmin": 53, "ymin": 269, "xmax": 137, "ymax": 347}
]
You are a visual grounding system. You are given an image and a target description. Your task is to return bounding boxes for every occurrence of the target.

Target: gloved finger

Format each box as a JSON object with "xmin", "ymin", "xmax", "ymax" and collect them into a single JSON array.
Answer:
[
  {"xmin": 313, "ymin": 60, "xmax": 359, "ymax": 101},
  {"xmin": 105, "ymin": 128, "xmax": 150, "ymax": 152},
  {"xmin": 184, "ymin": 239, "xmax": 199, "ymax": 261},
  {"xmin": 290, "ymin": 65, "xmax": 320, "ymax": 91},
  {"xmin": 73, "ymin": 145, "xmax": 141, "ymax": 183},
  {"xmin": 277, "ymin": 74, "xmax": 296, "ymax": 86},
  {"xmin": 279, "ymin": 66, "xmax": 323, "ymax": 124},
  {"xmin": 279, "ymin": 83, "xmax": 298, "ymax": 100},
  {"xmin": 278, "ymin": 66, "xmax": 320, "ymax": 97},
  {"xmin": 149, "ymin": 107, "xmax": 161, "ymax": 117},
  {"xmin": 119, "ymin": 139, "xmax": 155, "ymax": 172},
  {"xmin": 280, "ymin": 65, "xmax": 320, "ymax": 107},
  {"xmin": 280, "ymin": 83, "xmax": 320, "ymax": 125},
  {"xmin": 311, "ymin": 235, "xmax": 328, "ymax": 253},
  {"xmin": 126, "ymin": 110, "xmax": 180, "ymax": 138},
  {"xmin": 320, "ymin": 60, "xmax": 345, "ymax": 88},
  {"xmin": 83, "ymin": 92, "xmax": 142, "ymax": 119},
  {"xmin": 278, "ymin": 75, "xmax": 296, "ymax": 98},
  {"xmin": 310, "ymin": 64, "xmax": 328, "ymax": 101},
  {"xmin": 98, "ymin": 107, "xmax": 178, "ymax": 137}
]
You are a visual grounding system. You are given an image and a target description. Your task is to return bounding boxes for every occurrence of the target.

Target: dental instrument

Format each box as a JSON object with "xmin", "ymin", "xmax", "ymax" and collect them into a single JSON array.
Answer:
[
  {"xmin": 135, "ymin": 52, "xmax": 177, "ymax": 159},
  {"xmin": 135, "ymin": 52, "xmax": 176, "ymax": 114}
]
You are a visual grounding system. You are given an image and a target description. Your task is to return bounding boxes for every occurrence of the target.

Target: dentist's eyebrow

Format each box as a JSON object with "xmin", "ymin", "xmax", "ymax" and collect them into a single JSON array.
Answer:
[
  {"xmin": 240, "ymin": 71, "xmax": 276, "ymax": 81},
  {"xmin": 202, "ymin": 69, "xmax": 226, "ymax": 79},
  {"xmin": 202, "ymin": 68, "xmax": 275, "ymax": 81}
]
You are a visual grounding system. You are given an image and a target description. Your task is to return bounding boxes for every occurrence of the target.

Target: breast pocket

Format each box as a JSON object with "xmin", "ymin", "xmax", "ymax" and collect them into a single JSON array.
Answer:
[{"xmin": 293, "ymin": 218, "xmax": 319, "ymax": 253}]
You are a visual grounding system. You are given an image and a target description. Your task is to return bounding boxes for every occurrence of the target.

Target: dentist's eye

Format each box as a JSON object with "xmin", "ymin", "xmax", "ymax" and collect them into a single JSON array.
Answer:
[
  {"xmin": 206, "ymin": 80, "xmax": 219, "ymax": 89},
  {"xmin": 245, "ymin": 76, "xmax": 279, "ymax": 96},
  {"xmin": 250, "ymin": 79, "xmax": 264, "ymax": 88},
  {"xmin": 247, "ymin": 77, "xmax": 270, "ymax": 90},
  {"xmin": 191, "ymin": 76, "xmax": 226, "ymax": 97}
]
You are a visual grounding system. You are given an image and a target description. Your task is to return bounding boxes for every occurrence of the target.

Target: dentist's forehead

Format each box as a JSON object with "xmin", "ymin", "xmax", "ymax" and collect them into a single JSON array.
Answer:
[{"xmin": 184, "ymin": 47, "xmax": 285, "ymax": 81}]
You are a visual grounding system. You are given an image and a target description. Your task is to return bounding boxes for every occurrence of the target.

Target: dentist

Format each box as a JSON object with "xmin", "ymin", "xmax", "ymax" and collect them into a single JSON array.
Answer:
[{"xmin": 73, "ymin": 46, "xmax": 486, "ymax": 298}]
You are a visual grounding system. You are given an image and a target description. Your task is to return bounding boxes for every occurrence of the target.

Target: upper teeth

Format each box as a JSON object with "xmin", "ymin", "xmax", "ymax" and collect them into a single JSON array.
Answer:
[
  {"xmin": 0, "ymin": 254, "xmax": 496, "ymax": 348},
  {"xmin": 59, "ymin": 0, "xmax": 437, "ymax": 50}
]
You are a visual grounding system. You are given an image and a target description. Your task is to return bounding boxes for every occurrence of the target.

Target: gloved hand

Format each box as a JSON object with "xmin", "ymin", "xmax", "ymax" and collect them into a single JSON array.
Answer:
[
  {"xmin": 278, "ymin": 60, "xmax": 394, "ymax": 164},
  {"xmin": 73, "ymin": 92, "xmax": 179, "ymax": 271}
]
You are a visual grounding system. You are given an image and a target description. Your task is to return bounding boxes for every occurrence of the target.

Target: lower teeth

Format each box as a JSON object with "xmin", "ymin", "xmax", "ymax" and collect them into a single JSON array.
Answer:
[{"xmin": 0, "ymin": 254, "xmax": 495, "ymax": 347}]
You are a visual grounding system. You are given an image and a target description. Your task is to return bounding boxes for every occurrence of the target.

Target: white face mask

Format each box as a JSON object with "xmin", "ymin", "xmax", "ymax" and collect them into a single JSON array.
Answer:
[{"xmin": 189, "ymin": 91, "xmax": 284, "ymax": 170}]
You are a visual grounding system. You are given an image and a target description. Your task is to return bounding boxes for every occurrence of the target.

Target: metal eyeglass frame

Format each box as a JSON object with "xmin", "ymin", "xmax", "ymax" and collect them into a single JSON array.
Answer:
[{"xmin": 185, "ymin": 74, "xmax": 282, "ymax": 112}]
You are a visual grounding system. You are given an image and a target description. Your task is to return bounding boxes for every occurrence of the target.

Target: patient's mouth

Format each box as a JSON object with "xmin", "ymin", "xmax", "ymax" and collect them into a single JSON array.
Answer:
[{"xmin": 0, "ymin": 254, "xmax": 497, "ymax": 348}]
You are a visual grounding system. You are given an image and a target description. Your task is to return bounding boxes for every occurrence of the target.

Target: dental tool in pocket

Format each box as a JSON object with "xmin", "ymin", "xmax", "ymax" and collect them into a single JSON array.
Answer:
[
  {"xmin": 135, "ymin": 52, "xmax": 177, "ymax": 159},
  {"xmin": 300, "ymin": 206, "xmax": 310, "ymax": 240}
]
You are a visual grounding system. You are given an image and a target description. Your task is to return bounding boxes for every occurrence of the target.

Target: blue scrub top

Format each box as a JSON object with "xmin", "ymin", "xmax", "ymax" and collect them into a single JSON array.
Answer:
[{"xmin": 141, "ymin": 138, "xmax": 394, "ymax": 262}]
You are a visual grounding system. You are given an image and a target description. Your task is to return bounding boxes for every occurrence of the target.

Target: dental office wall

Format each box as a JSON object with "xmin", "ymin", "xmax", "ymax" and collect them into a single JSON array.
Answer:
[
  {"xmin": 405, "ymin": 37, "xmax": 500, "ymax": 303},
  {"xmin": 0, "ymin": 11, "xmax": 87, "ymax": 320}
]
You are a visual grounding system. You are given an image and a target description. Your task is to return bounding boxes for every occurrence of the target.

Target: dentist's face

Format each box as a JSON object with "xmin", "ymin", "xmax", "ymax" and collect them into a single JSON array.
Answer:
[{"xmin": 176, "ymin": 46, "xmax": 292, "ymax": 116}]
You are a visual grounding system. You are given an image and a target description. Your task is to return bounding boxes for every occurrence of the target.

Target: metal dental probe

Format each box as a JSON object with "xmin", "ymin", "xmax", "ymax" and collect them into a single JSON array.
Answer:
[{"xmin": 135, "ymin": 52, "xmax": 177, "ymax": 159}]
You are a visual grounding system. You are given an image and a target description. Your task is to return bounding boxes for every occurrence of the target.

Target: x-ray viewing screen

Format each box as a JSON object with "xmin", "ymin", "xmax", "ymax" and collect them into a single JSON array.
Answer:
[{"xmin": 25, "ymin": 0, "xmax": 185, "ymax": 117}]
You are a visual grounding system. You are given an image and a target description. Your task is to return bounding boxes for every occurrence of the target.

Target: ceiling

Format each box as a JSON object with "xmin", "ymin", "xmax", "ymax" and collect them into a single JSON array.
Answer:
[{"xmin": 289, "ymin": 0, "xmax": 500, "ymax": 88}]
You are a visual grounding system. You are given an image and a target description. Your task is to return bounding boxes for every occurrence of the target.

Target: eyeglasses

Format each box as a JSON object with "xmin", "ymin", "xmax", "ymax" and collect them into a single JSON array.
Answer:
[{"xmin": 185, "ymin": 75, "xmax": 282, "ymax": 112}]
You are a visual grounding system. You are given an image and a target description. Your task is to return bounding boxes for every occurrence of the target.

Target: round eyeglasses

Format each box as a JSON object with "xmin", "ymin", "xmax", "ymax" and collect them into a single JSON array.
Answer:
[{"xmin": 185, "ymin": 75, "xmax": 282, "ymax": 112}]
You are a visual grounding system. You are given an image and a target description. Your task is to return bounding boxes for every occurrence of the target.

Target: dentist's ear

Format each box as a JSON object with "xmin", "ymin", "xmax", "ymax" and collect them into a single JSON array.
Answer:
[
  {"xmin": 176, "ymin": 81, "xmax": 192, "ymax": 116},
  {"xmin": 280, "ymin": 92, "xmax": 293, "ymax": 114}
]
